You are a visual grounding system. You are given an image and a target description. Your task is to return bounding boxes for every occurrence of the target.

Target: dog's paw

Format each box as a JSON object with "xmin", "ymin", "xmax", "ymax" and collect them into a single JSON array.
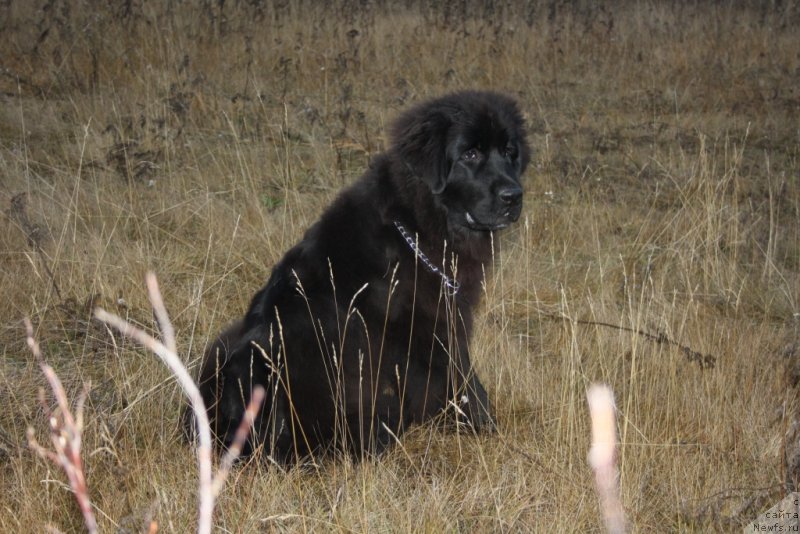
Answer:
[{"xmin": 458, "ymin": 392, "xmax": 497, "ymax": 433}]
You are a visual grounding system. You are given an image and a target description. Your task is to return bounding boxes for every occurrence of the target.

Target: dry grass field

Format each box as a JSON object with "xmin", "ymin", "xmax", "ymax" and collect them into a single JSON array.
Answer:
[{"xmin": 1, "ymin": 1, "xmax": 799, "ymax": 531}]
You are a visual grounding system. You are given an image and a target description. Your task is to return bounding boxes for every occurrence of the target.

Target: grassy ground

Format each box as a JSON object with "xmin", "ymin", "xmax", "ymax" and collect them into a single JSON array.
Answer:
[{"xmin": 1, "ymin": 1, "xmax": 799, "ymax": 531}]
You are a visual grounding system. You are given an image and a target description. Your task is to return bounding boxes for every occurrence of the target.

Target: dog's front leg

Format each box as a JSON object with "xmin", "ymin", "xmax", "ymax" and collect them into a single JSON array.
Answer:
[{"xmin": 449, "ymin": 346, "xmax": 496, "ymax": 432}]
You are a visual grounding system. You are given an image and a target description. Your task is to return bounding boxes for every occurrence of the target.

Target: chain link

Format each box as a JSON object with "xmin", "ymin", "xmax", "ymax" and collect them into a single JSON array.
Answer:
[{"xmin": 393, "ymin": 221, "xmax": 460, "ymax": 296}]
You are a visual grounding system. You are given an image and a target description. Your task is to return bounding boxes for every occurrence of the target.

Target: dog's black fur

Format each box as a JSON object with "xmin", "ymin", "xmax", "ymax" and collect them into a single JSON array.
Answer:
[{"xmin": 187, "ymin": 90, "xmax": 530, "ymax": 462}]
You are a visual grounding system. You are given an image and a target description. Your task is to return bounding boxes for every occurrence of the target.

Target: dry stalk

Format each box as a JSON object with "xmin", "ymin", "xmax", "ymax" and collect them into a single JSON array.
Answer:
[
  {"xmin": 587, "ymin": 384, "xmax": 627, "ymax": 534},
  {"xmin": 212, "ymin": 385, "xmax": 265, "ymax": 496},
  {"xmin": 94, "ymin": 271, "xmax": 264, "ymax": 534},
  {"xmin": 24, "ymin": 317, "xmax": 98, "ymax": 534}
]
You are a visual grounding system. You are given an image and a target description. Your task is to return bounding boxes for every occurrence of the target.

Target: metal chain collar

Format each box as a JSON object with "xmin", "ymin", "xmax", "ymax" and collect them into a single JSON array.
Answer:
[{"xmin": 393, "ymin": 221, "xmax": 460, "ymax": 296}]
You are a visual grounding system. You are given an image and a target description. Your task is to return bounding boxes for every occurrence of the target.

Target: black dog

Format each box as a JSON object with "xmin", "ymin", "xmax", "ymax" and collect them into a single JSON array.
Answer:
[{"xmin": 188, "ymin": 90, "xmax": 530, "ymax": 463}]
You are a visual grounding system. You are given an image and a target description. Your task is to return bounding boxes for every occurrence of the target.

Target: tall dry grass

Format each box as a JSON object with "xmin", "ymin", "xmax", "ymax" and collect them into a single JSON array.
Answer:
[{"xmin": 1, "ymin": 1, "xmax": 798, "ymax": 531}]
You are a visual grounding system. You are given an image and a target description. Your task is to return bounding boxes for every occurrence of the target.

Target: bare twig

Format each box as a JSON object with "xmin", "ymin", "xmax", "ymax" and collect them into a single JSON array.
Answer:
[
  {"xmin": 94, "ymin": 305, "xmax": 216, "ymax": 534},
  {"xmin": 587, "ymin": 384, "xmax": 626, "ymax": 534},
  {"xmin": 575, "ymin": 318, "xmax": 716, "ymax": 369},
  {"xmin": 212, "ymin": 385, "xmax": 265, "ymax": 496},
  {"xmin": 25, "ymin": 318, "xmax": 98, "ymax": 534},
  {"xmin": 95, "ymin": 271, "xmax": 264, "ymax": 534},
  {"xmin": 539, "ymin": 311, "xmax": 716, "ymax": 369},
  {"xmin": 146, "ymin": 273, "xmax": 177, "ymax": 356}
]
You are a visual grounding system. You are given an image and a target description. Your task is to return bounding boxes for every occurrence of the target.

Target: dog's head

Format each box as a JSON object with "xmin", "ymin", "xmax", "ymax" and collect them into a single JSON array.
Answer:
[{"xmin": 391, "ymin": 91, "xmax": 531, "ymax": 232}]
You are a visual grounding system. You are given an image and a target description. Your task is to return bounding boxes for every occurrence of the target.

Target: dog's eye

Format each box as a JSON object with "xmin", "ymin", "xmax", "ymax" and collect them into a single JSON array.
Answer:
[
  {"xmin": 504, "ymin": 145, "xmax": 518, "ymax": 159},
  {"xmin": 462, "ymin": 148, "xmax": 481, "ymax": 162}
]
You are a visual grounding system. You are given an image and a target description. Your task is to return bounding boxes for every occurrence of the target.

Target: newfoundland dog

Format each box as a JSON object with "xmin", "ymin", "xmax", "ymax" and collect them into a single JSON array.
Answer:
[{"xmin": 187, "ymin": 90, "xmax": 530, "ymax": 463}]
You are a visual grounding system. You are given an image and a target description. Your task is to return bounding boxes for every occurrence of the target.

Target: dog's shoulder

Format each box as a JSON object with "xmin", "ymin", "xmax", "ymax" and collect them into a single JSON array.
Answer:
[{"xmin": 245, "ymin": 157, "xmax": 401, "ymax": 324}]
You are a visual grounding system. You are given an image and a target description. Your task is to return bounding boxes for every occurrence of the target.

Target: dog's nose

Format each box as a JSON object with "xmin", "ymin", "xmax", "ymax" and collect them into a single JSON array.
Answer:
[{"xmin": 498, "ymin": 186, "xmax": 523, "ymax": 206}]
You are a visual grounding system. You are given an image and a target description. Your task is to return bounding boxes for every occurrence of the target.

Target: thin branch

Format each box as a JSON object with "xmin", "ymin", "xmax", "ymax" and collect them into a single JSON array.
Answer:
[
  {"xmin": 538, "ymin": 311, "xmax": 716, "ymax": 369},
  {"xmin": 94, "ymin": 271, "xmax": 265, "ymax": 534},
  {"xmin": 212, "ymin": 385, "xmax": 265, "ymax": 496},
  {"xmin": 145, "ymin": 272, "xmax": 177, "ymax": 356},
  {"xmin": 93, "ymin": 307, "xmax": 215, "ymax": 534},
  {"xmin": 575, "ymin": 318, "xmax": 716, "ymax": 369}
]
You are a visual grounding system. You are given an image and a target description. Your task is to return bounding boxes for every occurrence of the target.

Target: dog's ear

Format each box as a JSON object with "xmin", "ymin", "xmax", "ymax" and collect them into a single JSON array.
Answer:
[
  {"xmin": 503, "ymin": 98, "xmax": 531, "ymax": 177},
  {"xmin": 390, "ymin": 109, "xmax": 452, "ymax": 194}
]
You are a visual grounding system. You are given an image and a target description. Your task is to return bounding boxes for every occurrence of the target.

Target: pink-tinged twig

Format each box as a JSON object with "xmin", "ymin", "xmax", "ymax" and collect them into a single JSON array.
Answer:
[
  {"xmin": 94, "ymin": 271, "xmax": 264, "ymax": 534},
  {"xmin": 25, "ymin": 318, "xmax": 99, "ymax": 534},
  {"xmin": 587, "ymin": 384, "xmax": 627, "ymax": 534},
  {"xmin": 212, "ymin": 385, "xmax": 265, "ymax": 496}
]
